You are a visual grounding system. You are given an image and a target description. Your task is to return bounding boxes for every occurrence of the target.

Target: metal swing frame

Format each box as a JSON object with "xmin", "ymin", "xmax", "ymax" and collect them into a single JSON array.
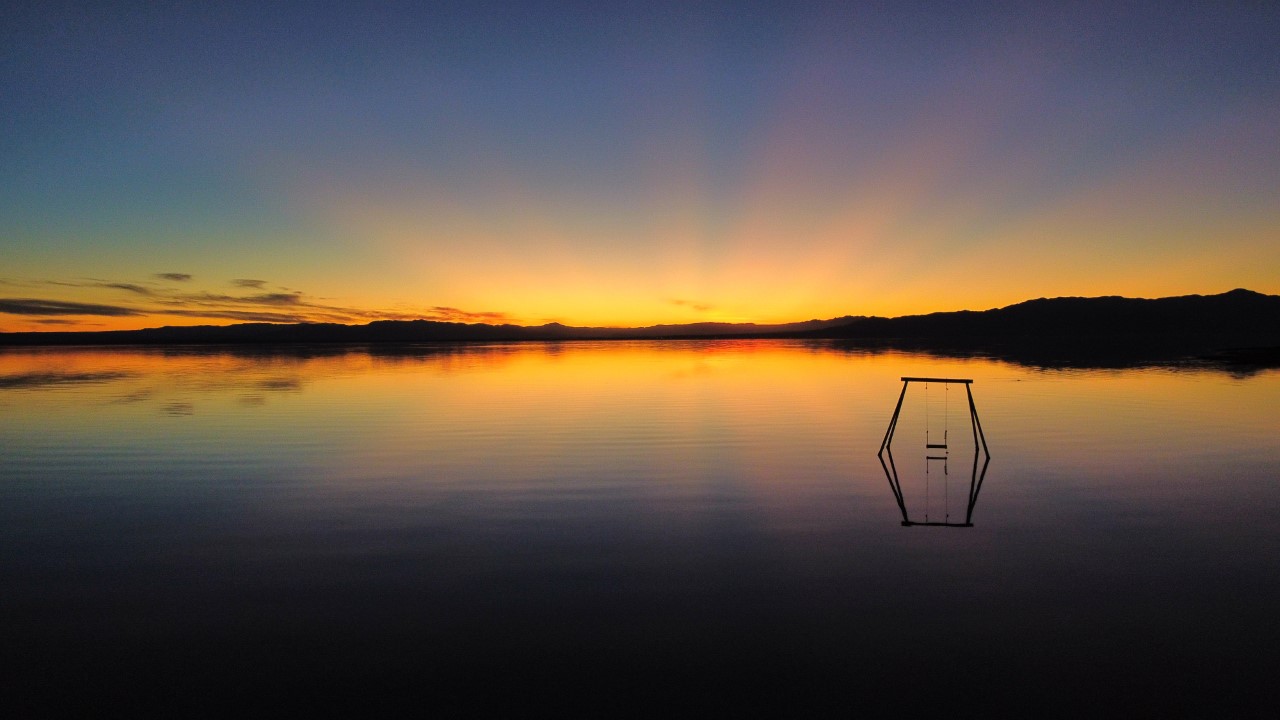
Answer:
[{"xmin": 878, "ymin": 377, "xmax": 991, "ymax": 527}]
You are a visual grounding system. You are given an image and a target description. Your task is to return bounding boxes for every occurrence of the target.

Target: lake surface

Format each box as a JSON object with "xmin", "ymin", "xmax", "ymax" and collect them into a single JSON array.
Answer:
[{"xmin": 3, "ymin": 341, "xmax": 1278, "ymax": 714}]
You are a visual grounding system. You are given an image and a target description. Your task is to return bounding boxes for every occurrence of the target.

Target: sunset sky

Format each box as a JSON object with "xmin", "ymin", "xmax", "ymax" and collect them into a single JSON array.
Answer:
[{"xmin": 3, "ymin": 1, "xmax": 1278, "ymax": 332}]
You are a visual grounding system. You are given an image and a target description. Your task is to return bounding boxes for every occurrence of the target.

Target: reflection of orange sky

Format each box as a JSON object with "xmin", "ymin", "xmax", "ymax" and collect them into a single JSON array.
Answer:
[
  {"xmin": 7, "ymin": 344, "xmax": 1278, "ymax": 537},
  {"xmin": 6, "ymin": 340, "xmax": 1280, "ymax": 518},
  {"xmin": 7, "ymin": 343, "xmax": 1277, "ymax": 419}
]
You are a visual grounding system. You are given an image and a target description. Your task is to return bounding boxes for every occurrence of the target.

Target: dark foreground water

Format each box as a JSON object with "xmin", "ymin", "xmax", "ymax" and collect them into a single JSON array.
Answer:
[{"xmin": 3, "ymin": 342, "xmax": 1278, "ymax": 715}]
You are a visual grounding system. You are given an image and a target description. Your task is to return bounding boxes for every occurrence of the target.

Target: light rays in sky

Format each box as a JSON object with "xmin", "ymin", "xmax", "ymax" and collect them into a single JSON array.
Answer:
[{"xmin": 1, "ymin": 1, "xmax": 1278, "ymax": 332}]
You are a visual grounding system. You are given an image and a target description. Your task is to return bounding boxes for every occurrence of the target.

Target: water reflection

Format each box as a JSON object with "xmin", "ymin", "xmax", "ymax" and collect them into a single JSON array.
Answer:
[
  {"xmin": 878, "ymin": 376, "xmax": 991, "ymax": 527},
  {"xmin": 0, "ymin": 370, "xmax": 134, "ymax": 388},
  {"xmin": 879, "ymin": 444, "xmax": 990, "ymax": 526},
  {"xmin": 3, "ymin": 344, "xmax": 1280, "ymax": 714}
]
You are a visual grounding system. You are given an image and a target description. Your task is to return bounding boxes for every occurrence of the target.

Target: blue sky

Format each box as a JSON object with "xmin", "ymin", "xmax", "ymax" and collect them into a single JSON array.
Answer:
[{"xmin": 3, "ymin": 1, "xmax": 1278, "ymax": 330}]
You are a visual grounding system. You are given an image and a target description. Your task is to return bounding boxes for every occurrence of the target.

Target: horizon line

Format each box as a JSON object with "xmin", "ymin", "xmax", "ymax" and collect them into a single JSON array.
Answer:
[{"xmin": 1, "ymin": 287, "xmax": 1269, "ymax": 336}]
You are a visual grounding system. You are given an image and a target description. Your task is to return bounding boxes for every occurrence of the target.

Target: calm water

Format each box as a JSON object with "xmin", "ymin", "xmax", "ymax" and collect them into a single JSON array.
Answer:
[{"xmin": 3, "ymin": 341, "xmax": 1278, "ymax": 714}]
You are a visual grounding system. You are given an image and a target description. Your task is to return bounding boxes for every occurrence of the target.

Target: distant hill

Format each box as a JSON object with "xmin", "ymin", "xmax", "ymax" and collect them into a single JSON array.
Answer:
[
  {"xmin": 812, "ymin": 288, "xmax": 1280, "ymax": 340},
  {"xmin": 805, "ymin": 288, "xmax": 1280, "ymax": 366},
  {"xmin": 0, "ymin": 315, "xmax": 859, "ymax": 345},
  {"xmin": 2, "ymin": 289, "xmax": 1278, "ymax": 366}
]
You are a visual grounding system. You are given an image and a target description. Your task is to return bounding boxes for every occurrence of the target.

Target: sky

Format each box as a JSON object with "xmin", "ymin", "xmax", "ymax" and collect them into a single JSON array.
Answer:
[{"xmin": 2, "ymin": 0, "xmax": 1278, "ymax": 332}]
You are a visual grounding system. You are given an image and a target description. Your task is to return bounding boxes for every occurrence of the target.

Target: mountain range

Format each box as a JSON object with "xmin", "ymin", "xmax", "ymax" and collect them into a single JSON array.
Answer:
[{"xmin": 3, "ymin": 289, "xmax": 1278, "ymax": 367}]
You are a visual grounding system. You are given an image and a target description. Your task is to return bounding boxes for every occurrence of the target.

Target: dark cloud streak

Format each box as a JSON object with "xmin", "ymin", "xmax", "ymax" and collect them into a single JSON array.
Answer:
[
  {"xmin": 250, "ymin": 293, "xmax": 302, "ymax": 305},
  {"xmin": 0, "ymin": 298, "xmax": 144, "ymax": 316},
  {"xmin": 162, "ymin": 309, "xmax": 312, "ymax": 323},
  {"xmin": 171, "ymin": 291, "xmax": 301, "ymax": 306},
  {"xmin": 670, "ymin": 299, "xmax": 714, "ymax": 312},
  {"xmin": 102, "ymin": 283, "xmax": 154, "ymax": 296},
  {"xmin": 426, "ymin": 306, "xmax": 514, "ymax": 323},
  {"xmin": 3, "ymin": 276, "xmax": 515, "ymax": 328}
]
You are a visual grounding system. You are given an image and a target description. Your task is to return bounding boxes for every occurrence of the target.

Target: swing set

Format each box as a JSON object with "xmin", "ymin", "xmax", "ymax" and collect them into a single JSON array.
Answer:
[{"xmin": 878, "ymin": 377, "xmax": 991, "ymax": 527}]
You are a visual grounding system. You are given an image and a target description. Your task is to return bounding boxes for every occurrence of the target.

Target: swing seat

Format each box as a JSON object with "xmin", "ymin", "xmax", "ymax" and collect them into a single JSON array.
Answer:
[{"xmin": 926, "ymin": 442, "xmax": 948, "ymax": 449}]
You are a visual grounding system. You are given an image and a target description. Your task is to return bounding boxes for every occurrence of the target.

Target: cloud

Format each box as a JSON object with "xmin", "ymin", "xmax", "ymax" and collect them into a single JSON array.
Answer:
[
  {"xmin": 161, "ymin": 309, "xmax": 312, "ymax": 323},
  {"xmin": 159, "ymin": 291, "xmax": 304, "ymax": 307},
  {"xmin": 0, "ymin": 298, "xmax": 144, "ymax": 316},
  {"xmin": 247, "ymin": 292, "xmax": 302, "ymax": 305},
  {"xmin": 670, "ymin": 299, "xmax": 715, "ymax": 312},
  {"xmin": 426, "ymin": 306, "xmax": 514, "ymax": 323},
  {"xmin": 101, "ymin": 282, "xmax": 154, "ymax": 296},
  {"xmin": 3, "ymin": 275, "xmax": 517, "ymax": 329}
]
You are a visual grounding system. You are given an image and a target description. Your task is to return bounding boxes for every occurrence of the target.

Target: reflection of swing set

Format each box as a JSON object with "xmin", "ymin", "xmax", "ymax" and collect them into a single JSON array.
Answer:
[{"xmin": 878, "ymin": 377, "xmax": 991, "ymax": 527}]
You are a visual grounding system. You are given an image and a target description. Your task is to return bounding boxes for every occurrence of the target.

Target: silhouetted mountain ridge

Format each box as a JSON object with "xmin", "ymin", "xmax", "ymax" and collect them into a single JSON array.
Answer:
[
  {"xmin": 809, "ymin": 288, "xmax": 1280, "ymax": 367},
  {"xmin": 817, "ymin": 288, "xmax": 1279, "ymax": 340},
  {"xmin": 2, "ymin": 290, "xmax": 1278, "ymax": 367},
  {"xmin": 0, "ymin": 315, "xmax": 862, "ymax": 344}
]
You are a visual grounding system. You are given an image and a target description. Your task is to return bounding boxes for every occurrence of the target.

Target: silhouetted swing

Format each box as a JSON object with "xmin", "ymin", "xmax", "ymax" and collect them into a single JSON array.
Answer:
[
  {"xmin": 878, "ymin": 376, "xmax": 991, "ymax": 528},
  {"xmin": 924, "ymin": 382, "xmax": 950, "ymax": 522},
  {"xmin": 925, "ymin": 381, "xmax": 949, "ymax": 450}
]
